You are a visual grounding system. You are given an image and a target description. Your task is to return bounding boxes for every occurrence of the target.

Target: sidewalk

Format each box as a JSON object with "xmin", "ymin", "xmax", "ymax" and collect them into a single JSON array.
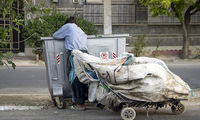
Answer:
[
  {"xmin": 156, "ymin": 56, "xmax": 200, "ymax": 65},
  {"xmin": 13, "ymin": 56, "xmax": 45, "ymax": 67},
  {"xmin": 0, "ymin": 93, "xmax": 199, "ymax": 110},
  {"xmin": 12, "ymin": 55, "xmax": 200, "ymax": 67}
]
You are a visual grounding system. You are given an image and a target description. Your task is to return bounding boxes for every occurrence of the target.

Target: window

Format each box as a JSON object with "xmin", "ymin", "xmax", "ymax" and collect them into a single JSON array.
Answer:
[
  {"xmin": 83, "ymin": 0, "xmax": 146, "ymax": 25},
  {"xmin": 0, "ymin": 0, "xmax": 24, "ymax": 52}
]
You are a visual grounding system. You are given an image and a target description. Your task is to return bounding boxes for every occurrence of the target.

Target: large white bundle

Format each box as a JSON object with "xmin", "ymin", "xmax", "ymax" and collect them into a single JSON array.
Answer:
[{"xmin": 72, "ymin": 50, "xmax": 191, "ymax": 102}]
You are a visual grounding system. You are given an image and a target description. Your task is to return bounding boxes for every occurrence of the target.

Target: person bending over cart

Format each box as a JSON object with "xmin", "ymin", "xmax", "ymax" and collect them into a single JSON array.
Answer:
[{"xmin": 53, "ymin": 16, "xmax": 88, "ymax": 111}]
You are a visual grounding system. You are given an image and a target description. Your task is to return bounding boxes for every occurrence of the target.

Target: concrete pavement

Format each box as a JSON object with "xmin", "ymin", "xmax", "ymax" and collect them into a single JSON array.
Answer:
[
  {"xmin": 0, "ymin": 98, "xmax": 200, "ymax": 120},
  {"xmin": 12, "ymin": 56, "xmax": 45, "ymax": 67}
]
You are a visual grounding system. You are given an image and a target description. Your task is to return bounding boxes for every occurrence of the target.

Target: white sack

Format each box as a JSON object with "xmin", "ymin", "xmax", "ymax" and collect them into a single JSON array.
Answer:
[{"xmin": 72, "ymin": 50, "xmax": 191, "ymax": 102}]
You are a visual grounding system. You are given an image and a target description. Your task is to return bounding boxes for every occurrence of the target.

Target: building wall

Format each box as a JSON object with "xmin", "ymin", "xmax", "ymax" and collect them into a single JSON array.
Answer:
[
  {"xmin": 83, "ymin": 0, "xmax": 200, "ymax": 47},
  {"xmin": 95, "ymin": 24, "xmax": 200, "ymax": 47},
  {"xmin": 34, "ymin": 0, "xmax": 200, "ymax": 48},
  {"xmin": 21, "ymin": 0, "xmax": 200, "ymax": 56},
  {"xmin": 34, "ymin": 0, "xmax": 75, "ymax": 8},
  {"xmin": 41, "ymin": 0, "xmax": 83, "ymax": 14}
]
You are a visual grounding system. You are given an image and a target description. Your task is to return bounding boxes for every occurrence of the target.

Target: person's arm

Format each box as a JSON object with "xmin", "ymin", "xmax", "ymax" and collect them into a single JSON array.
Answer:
[{"xmin": 53, "ymin": 25, "xmax": 68, "ymax": 39}]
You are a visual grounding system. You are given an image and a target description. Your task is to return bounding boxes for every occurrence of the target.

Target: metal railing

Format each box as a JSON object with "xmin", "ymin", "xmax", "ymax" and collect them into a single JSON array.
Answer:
[
  {"xmin": 0, "ymin": 0, "xmax": 23, "ymax": 52},
  {"xmin": 83, "ymin": 2, "xmax": 200, "ymax": 25}
]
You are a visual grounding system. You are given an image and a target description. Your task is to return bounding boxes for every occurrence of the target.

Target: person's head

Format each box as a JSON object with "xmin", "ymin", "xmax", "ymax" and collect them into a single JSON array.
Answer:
[{"xmin": 65, "ymin": 16, "xmax": 76, "ymax": 24}]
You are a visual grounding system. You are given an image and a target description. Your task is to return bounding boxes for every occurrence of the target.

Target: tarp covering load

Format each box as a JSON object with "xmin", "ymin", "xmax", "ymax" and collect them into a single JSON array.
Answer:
[{"xmin": 72, "ymin": 50, "xmax": 191, "ymax": 103}]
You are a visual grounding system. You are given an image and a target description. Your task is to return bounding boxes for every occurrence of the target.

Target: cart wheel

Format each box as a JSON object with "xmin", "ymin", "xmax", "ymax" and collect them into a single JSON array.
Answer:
[
  {"xmin": 55, "ymin": 96, "xmax": 66, "ymax": 109},
  {"xmin": 171, "ymin": 102, "xmax": 185, "ymax": 115},
  {"xmin": 121, "ymin": 107, "xmax": 136, "ymax": 120},
  {"xmin": 96, "ymin": 103, "xmax": 105, "ymax": 110},
  {"xmin": 52, "ymin": 98, "xmax": 57, "ymax": 106}
]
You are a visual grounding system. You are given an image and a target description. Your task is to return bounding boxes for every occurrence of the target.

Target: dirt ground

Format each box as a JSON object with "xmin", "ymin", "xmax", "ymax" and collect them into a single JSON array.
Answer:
[
  {"xmin": 0, "ymin": 90, "xmax": 199, "ymax": 109},
  {"xmin": 155, "ymin": 56, "xmax": 200, "ymax": 64},
  {"xmin": 0, "ymin": 95, "xmax": 53, "ymax": 107}
]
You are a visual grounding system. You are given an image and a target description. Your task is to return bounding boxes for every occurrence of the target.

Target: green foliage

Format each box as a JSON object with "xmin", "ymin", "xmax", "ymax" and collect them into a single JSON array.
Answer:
[
  {"xmin": 0, "ymin": 27, "xmax": 16, "ymax": 69},
  {"xmin": 1, "ymin": 0, "xmax": 60, "ymax": 68},
  {"xmin": 139, "ymin": 0, "xmax": 200, "ymax": 59},
  {"xmin": 153, "ymin": 40, "xmax": 162, "ymax": 57},
  {"xmin": 76, "ymin": 17, "xmax": 98, "ymax": 35},
  {"xmin": 131, "ymin": 35, "xmax": 148, "ymax": 57},
  {"xmin": 0, "ymin": 0, "xmax": 24, "ymax": 69},
  {"xmin": 22, "ymin": 12, "xmax": 97, "ymax": 57},
  {"xmin": 0, "ymin": 52, "xmax": 16, "ymax": 69},
  {"xmin": 139, "ymin": 0, "xmax": 195, "ymax": 22},
  {"xmin": 0, "ymin": 27, "xmax": 15, "ymax": 68},
  {"xmin": 193, "ymin": 48, "xmax": 200, "ymax": 59},
  {"xmin": 0, "ymin": 0, "xmax": 51, "ymax": 68}
]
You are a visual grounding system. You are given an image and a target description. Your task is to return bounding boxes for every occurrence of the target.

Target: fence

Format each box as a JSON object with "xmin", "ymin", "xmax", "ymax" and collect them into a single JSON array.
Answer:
[
  {"xmin": 148, "ymin": 11, "xmax": 200, "ymax": 25},
  {"xmin": 0, "ymin": 0, "xmax": 24, "ymax": 52},
  {"xmin": 83, "ymin": 0, "xmax": 147, "ymax": 25},
  {"xmin": 84, "ymin": 0, "xmax": 200, "ymax": 25}
]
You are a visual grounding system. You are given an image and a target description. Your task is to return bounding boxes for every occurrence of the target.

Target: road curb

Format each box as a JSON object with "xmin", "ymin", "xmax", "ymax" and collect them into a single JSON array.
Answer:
[
  {"xmin": 0, "ymin": 106, "xmax": 44, "ymax": 111},
  {"xmin": 190, "ymin": 89, "xmax": 200, "ymax": 98},
  {"xmin": 0, "ymin": 94, "xmax": 53, "ymax": 110}
]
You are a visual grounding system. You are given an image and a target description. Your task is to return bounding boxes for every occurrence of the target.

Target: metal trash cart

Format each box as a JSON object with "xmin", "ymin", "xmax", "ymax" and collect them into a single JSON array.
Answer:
[{"xmin": 41, "ymin": 34, "xmax": 129, "ymax": 109}]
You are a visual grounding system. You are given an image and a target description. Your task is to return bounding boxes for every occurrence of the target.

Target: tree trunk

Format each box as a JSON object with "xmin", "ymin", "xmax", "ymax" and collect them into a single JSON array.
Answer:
[
  {"xmin": 181, "ymin": 10, "xmax": 191, "ymax": 59},
  {"xmin": 181, "ymin": 21, "xmax": 190, "ymax": 59}
]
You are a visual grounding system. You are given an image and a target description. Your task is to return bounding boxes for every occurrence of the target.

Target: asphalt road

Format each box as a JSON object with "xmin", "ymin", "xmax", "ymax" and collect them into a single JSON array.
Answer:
[
  {"xmin": 0, "ymin": 64, "xmax": 199, "ymax": 95},
  {"xmin": 0, "ymin": 67, "xmax": 48, "ymax": 94},
  {"xmin": 0, "ymin": 105, "xmax": 199, "ymax": 120},
  {"xmin": 168, "ymin": 64, "xmax": 200, "ymax": 89}
]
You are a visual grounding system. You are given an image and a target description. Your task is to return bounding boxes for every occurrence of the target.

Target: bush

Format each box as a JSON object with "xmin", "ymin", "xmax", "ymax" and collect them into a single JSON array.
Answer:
[
  {"xmin": 193, "ymin": 48, "xmax": 200, "ymax": 59},
  {"xmin": 153, "ymin": 39, "xmax": 161, "ymax": 57},
  {"xmin": 22, "ymin": 12, "xmax": 97, "ymax": 57},
  {"xmin": 131, "ymin": 35, "xmax": 148, "ymax": 57}
]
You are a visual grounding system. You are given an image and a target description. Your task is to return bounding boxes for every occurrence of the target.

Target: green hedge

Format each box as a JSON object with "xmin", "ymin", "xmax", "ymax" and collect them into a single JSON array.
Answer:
[{"xmin": 22, "ymin": 13, "xmax": 97, "ymax": 55}]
